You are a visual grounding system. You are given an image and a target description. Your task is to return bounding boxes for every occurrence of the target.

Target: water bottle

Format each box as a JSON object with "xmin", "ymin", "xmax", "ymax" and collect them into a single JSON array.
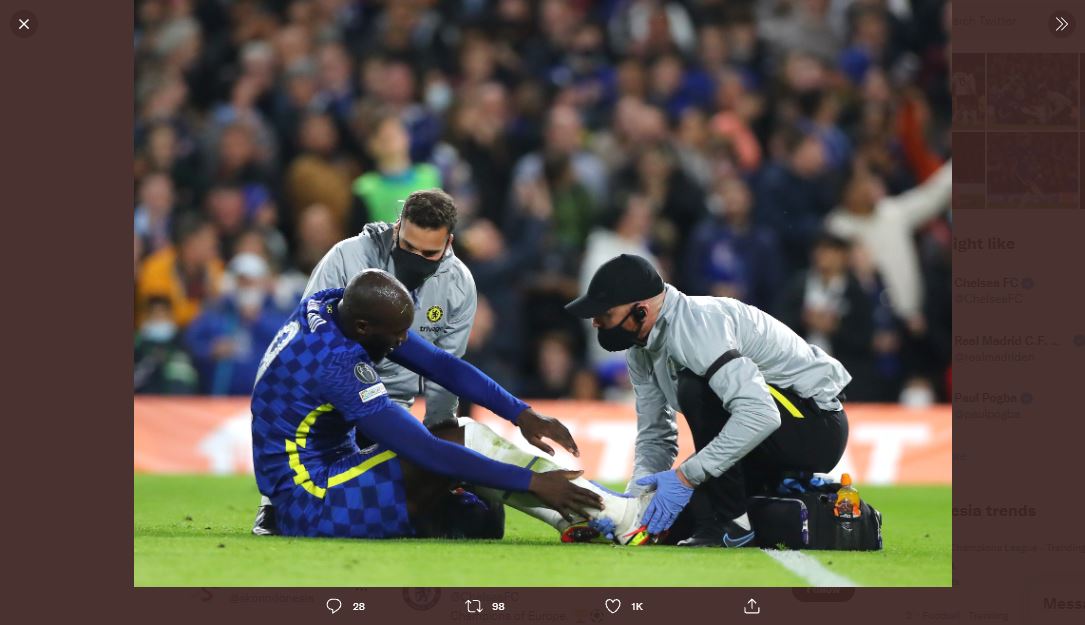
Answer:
[{"xmin": 834, "ymin": 473, "xmax": 862, "ymax": 520}]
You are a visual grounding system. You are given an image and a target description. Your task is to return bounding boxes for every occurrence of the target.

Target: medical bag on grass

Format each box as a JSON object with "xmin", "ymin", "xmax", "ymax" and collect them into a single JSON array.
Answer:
[{"xmin": 746, "ymin": 482, "xmax": 884, "ymax": 551}]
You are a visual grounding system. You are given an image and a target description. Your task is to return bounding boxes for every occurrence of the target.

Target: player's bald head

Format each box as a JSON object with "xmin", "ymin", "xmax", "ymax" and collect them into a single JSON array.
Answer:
[
  {"xmin": 338, "ymin": 269, "xmax": 414, "ymax": 361},
  {"xmin": 341, "ymin": 269, "xmax": 413, "ymax": 325}
]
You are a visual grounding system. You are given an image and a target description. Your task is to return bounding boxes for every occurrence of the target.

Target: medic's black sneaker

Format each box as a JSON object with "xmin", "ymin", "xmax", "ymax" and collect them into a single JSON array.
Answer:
[{"xmin": 677, "ymin": 518, "xmax": 757, "ymax": 548}]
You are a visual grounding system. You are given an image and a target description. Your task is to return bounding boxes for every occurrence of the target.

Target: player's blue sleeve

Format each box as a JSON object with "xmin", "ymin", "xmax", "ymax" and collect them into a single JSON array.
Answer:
[
  {"xmin": 388, "ymin": 331, "xmax": 529, "ymax": 423},
  {"xmin": 317, "ymin": 351, "xmax": 533, "ymax": 492}
]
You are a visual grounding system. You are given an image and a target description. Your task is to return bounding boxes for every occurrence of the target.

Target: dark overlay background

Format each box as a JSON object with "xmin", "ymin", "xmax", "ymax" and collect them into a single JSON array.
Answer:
[{"xmin": 1, "ymin": 0, "xmax": 1082, "ymax": 623}]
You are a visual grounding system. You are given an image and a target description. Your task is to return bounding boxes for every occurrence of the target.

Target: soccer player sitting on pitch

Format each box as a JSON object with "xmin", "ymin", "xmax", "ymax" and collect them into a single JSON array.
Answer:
[
  {"xmin": 252, "ymin": 269, "xmax": 648, "ymax": 541},
  {"xmin": 566, "ymin": 254, "xmax": 851, "ymax": 547},
  {"xmin": 254, "ymin": 188, "xmax": 485, "ymax": 535}
]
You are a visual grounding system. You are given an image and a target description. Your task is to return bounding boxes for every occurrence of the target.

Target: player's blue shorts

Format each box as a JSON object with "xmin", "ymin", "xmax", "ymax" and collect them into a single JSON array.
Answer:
[{"xmin": 273, "ymin": 444, "xmax": 414, "ymax": 539}]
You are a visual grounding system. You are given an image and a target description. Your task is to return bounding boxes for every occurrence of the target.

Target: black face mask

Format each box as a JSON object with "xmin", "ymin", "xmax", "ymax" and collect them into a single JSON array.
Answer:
[
  {"xmin": 391, "ymin": 238, "xmax": 443, "ymax": 291},
  {"xmin": 597, "ymin": 306, "xmax": 646, "ymax": 352}
]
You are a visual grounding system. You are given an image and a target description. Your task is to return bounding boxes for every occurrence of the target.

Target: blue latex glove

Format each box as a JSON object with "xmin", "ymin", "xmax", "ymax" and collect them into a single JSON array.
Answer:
[
  {"xmin": 636, "ymin": 470, "xmax": 695, "ymax": 535},
  {"xmin": 778, "ymin": 478, "xmax": 807, "ymax": 494}
]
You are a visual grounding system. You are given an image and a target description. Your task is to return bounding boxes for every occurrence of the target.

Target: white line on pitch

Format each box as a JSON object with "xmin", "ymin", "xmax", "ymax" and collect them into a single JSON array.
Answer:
[{"xmin": 762, "ymin": 549, "xmax": 859, "ymax": 587}]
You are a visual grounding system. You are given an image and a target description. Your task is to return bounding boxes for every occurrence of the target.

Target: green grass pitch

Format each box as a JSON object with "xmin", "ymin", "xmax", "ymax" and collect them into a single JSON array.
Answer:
[{"xmin": 134, "ymin": 475, "xmax": 950, "ymax": 587}]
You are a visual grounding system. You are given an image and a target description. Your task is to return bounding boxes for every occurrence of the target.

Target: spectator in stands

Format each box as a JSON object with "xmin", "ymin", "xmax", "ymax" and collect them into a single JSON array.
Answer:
[
  {"xmin": 539, "ymin": 153, "xmax": 597, "ymax": 250},
  {"xmin": 758, "ymin": 0, "xmax": 841, "ymax": 64},
  {"xmin": 136, "ymin": 215, "xmax": 223, "ymax": 328},
  {"xmin": 590, "ymin": 98, "xmax": 667, "ymax": 172},
  {"xmin": 184, "ymin": 253, "xmax": 290, "ymax": 396},
  {"xmin": 293, "ymin": 203, "xmax": 343, "ymax": 275},
  {"xmin": 204, "ymin": 184, "xmax": 249, "ymax": 258},
  {"xmin": 673, "ymin": 108, "xmax": 714, "ymax": 188},
  {"xmin": 134, "ymin": 297, "xmax": 199, "ymax": 395},
  {"xmin": 523, "ymin": 332, "xmax": 598, "ymax": 400},
  {"xmin": 607, "ymin": 0, "xmax": 697, "ymax": 58},
  {"xmin": 449, "ymin": 82, "xmax": 515, "ymax": 226},
  {"xmin": 315, "ymin": 42, "xmax": 356, "ymax": 124},
  {"xmin": 207, "ymin": 120, "xmax": 273, "ymax": 194},
  {"xmin": 825, "ymin": 160, "xmax": 952, "ymax": 326},
  {"xmin": 272, "ymin": 203, "xmax": 344, "ymax": 308},
  {"xmin": 135, "ymin": 123, "xmax": 200, "ymax": 210},
  {"xmin": 272, "ymin": 58, "xmax": 320, "ymax": 163},
  {"xmin": 776, "ymin": 233, "xmax": 878, "ymax": 401},
  {"xmin": 684, "ymin": 176, "xmax": 783, "ymax": 311},
  {"xmin": 350, "ymin": 113, "xmax": 441, "ymax": 232},
  {"xmin": 458, "ymin": 210, "xmax": 548, "ymax": 381},
  {"xmin": 709, "ymin": 102, "xmax": 763, "ymax": 175},
  {"xmin": 283, "ymin": 111, "xmax": 359, "ymax": 230},
  {"xmin": 612, "ymin": 141, "xmax": 707, "ymax": 270},
  {"xmin": 851, "ymin": 241, "xmax": 904, "ymax": 401},
  {"xmin": 646, "ymin": 53, "xmax": 712, "ymax": 121},
  {"xmin": 550, "ymin": 22, "xmax": 614, "ymax": 127},
  {"xmin": 754, "ymin": 126, "xmax": 835, "ymax": 274},
  {"xmin": 512, "ymin": 104, "xmax": 608, "ymax": 210},
  {"xmin": 838, "ymin": 4, "xmax": 896, "ymax": 85},
  {"xmin": 511, "ymin": 168, "xmax": 587, "ymax": 357},
  {"xmin": 134, "ymin": 173, "xmax": 175, "ymax": 259},
  {"xmin": 131, "ymin": 0, "xmax": 954, "ymax": 405},
  {"xmin": 379, "ymin": 59, "xmax": 443, "ymax": 162}
]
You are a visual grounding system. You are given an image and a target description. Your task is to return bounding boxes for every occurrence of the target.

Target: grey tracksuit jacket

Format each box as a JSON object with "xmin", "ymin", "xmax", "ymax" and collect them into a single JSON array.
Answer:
[
  {"xmin": 303, "ymin": 222, "xmax": 477, "ymax": 424},
  {"xmin": 626, "ymin": 284, "xmax": 852, "ymax": 493}
]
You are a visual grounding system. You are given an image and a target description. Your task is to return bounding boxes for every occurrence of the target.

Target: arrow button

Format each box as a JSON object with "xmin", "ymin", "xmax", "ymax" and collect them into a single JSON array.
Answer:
[{"xmin": 1050, "ymin": 12, "xmax": 1075, "ymax": 37}]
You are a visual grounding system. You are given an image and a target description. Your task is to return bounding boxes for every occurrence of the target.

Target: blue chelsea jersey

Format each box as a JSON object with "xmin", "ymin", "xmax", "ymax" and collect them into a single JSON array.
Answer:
[{"xmin": 250, "ymin": 288, "xmax": 389, "ymax": 499}]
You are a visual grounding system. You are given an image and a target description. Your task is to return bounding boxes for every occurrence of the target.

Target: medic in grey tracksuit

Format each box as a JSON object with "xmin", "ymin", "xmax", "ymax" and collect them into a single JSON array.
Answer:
[
  {"xmin": 304, "ymin": 222, "xmax": 477, "ymax": 426},
  {"xmin": 566, "ymin": 253, "xmax": 851, "ymax": 546}
]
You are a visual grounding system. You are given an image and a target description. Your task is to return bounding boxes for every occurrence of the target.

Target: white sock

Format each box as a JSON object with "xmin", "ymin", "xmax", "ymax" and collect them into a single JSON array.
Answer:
[
  {"xmin": 733, "ymin": 512, "xmax": 751, "ymax": 531},
  {"xmin": 462, "ymin": 420, "xmax": 635, "ymax": 534},
  {"xmin": 260, "ymin": 495, "xmax": 272, "ymax": 506}
]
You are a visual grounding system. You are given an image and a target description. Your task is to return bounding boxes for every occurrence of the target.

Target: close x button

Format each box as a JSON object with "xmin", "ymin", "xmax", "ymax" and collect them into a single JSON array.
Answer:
[{"xmin": 10, "ymin": 10, "xmax": 38, "ymax": 38}]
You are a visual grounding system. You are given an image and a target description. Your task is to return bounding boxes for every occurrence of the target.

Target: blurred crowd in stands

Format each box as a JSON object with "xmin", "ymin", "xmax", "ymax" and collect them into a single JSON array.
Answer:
[{"xmin": 134, "ymin": 0, "xmax": 953, "ymax": 406}]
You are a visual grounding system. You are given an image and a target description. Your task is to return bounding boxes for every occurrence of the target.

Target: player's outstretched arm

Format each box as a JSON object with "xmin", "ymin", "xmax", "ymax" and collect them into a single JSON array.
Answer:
[
  {"xmin": 368, "ymin": 402, "xmax": 529, "ymax": 491},
  {"xmin": 389, "ymin": 331, "xmax": 580, "ymax": 457},
  {"xmin": 317, "ymin": 351, "xmax": 600, "ymax": 515},
  {"xmin": 368, "ymin": 399, "xmax": 598, "ymax": 516},
  {"xmin": 357, "ymin": 402, "xmax": 600, "ymax": 518},
  {"xmin": 389, "ymin": 331, "xmax": 526, "ymax": 418}
]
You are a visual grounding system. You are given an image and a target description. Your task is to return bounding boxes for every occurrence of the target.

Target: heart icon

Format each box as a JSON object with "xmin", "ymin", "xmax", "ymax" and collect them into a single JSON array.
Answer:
[{"xmin": 605, "ymin": 599, "xmax": 621, "ymax": 614}]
